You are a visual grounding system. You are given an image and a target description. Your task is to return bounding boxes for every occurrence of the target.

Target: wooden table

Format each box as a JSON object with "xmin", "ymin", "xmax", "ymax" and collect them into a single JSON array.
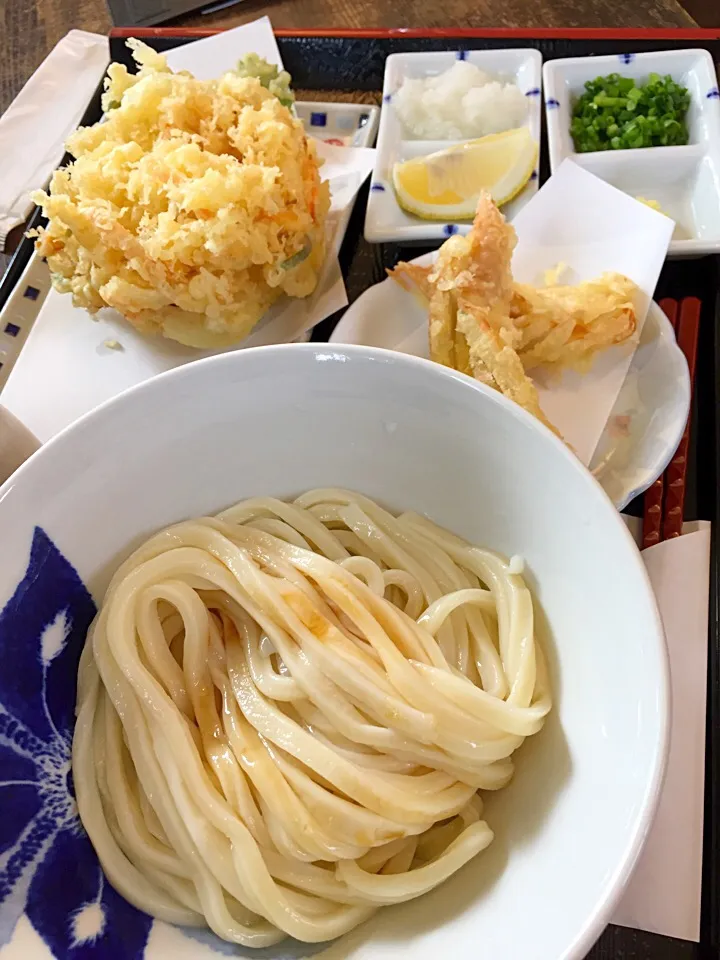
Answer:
[
  {"xmin": 0, "ymin": 4, "xmax": 711, "ymax": 958},
  {"xmin": 1, "ymin": 0, "xmax": 700, "ymax": 114}
]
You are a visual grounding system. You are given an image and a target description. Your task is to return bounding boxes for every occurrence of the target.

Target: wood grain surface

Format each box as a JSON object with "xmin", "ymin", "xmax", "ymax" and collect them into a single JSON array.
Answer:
[{"xmin": 0, "ymin": 0, "xmax": 699, "ymax": 114}]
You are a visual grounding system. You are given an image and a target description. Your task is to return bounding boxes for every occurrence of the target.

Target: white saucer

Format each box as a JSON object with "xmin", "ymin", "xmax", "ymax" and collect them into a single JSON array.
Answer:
[{"xmin": 329, "ymin": 252, "xmax": 690, "ymax": 510}]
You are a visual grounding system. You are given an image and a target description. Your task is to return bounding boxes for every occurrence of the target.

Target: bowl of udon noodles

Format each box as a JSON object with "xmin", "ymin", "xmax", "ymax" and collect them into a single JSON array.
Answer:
[{"xmin": 0, "ymin": 343, "xmax": 667, "ymax": 960}]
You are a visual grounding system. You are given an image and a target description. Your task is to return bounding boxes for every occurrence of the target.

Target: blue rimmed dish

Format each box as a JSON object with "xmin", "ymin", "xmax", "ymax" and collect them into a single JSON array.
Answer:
[
  {"xmin": 365, "ymin": 48, "xmax": 542, "ymax": 244},
  {"xmin": 543, "ymin": 49, "xmax": 720, "ymax": 257}
]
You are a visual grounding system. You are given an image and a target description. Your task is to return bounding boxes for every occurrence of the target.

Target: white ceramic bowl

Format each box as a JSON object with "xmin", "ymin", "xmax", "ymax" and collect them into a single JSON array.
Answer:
[
  {"xmin": 0, "ymin": 344, "xmax": 668, "ymax": 960},
  {"xmin": 543, "ymin": 49, "xmax": 720, "ymax": 257}
]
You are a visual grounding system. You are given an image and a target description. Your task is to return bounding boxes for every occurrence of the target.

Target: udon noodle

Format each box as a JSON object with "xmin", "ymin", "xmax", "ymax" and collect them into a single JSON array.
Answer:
[{"xmin": 73, "ymin": 489, "xmax": 551, "ymax": 946}]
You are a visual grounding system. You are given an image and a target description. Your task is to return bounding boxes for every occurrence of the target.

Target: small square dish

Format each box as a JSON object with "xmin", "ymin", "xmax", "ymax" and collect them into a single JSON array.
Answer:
[
  {"xmin": 543, "ymin": 49, "xmax": 720, "ymax": 256},
  {"xmin": 0, "ymin": 253, "xmax": 52, "ymax": 393},
  {"xmin": 365, "ymin": 48, "xmax": 542, "ymax": 244},
  {"xmin": 295, "ymin": 101, "xmax": 380, "ymax": 148}
]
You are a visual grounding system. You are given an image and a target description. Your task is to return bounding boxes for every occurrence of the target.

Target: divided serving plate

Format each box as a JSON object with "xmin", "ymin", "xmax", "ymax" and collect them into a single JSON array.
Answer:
[
  {"xmin": 543, "ymin": 49, "xmax": 720, "ymax": 257},
  {"xmin": 365, "ymin": 48, "xmax": 542, "ymax": 243}
]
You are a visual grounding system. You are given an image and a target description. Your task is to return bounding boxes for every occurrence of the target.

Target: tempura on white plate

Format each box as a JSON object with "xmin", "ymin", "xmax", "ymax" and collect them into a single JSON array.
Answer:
[
  {"xmin": 390, "ymin": 194, "xmax": 638, "ymax": 439},
  {"xmin": 511, "ymin": 275, "xmax": 637, "ymax": 372},
  {"xmin": 32, "ymin": 41, "xmax": 330, "ymax": 348}
]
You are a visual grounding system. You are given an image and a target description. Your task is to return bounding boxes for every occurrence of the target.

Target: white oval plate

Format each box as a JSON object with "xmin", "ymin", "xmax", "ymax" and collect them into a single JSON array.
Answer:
[{"xmin": 329, "ymin": 253, "xmax": 690, "ymax": 510}]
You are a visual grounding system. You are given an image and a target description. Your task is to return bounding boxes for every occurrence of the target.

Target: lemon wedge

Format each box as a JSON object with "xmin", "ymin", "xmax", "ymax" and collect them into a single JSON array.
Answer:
[{"xmin": 392, "ymin": 127, "xmax": 538, "ymax": 221}]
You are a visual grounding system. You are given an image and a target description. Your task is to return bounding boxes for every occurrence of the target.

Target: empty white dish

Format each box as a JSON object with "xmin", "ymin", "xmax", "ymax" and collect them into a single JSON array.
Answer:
[
  {"xmin": 0, "ymin": 343, "xmax": 668, "ymax": 960},
  {"xmin": 295, "ymin": 100, "xmax": 380, "ymax": 148},
  {"xmin": 365, "ymin": 48, "xmax": 542, "ymax": 243},
  {"xmin": 543, "ymin": 49, "xmax": 720, "ymax": 256}
]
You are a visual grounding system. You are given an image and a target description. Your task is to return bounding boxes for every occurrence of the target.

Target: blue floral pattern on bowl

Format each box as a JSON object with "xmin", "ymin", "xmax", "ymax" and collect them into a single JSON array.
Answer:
[
  {"xmin": 0, "ymin": 528, "xmax": 152, "ymax": 958},
  {"xmin": 0, "ymin": 529, "xmax": 331, "ymax": 959}
]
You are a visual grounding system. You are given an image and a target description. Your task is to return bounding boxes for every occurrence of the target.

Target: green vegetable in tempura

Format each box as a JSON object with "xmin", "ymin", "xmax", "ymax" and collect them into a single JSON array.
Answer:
[
  {"xmin": 237, "ymin": 53, "xmax": 294, "ymax": 108},
  {"xmin": 570, "ymin": 72, "xmax": 690, "ymax": 152}
]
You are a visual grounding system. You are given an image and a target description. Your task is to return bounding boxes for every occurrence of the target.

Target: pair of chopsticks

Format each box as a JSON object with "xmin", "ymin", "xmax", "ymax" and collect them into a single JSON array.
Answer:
[{"xmin": 641, "ymin": 297, "xmax": 702, "ymax": 550}]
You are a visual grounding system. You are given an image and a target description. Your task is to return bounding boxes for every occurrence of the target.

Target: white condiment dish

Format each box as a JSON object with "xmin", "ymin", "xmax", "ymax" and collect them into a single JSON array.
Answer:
[
  {"xmin": 543, "ymin": 49, "xmax": 720, "ymax": 256},
  {"xmin": 365, "ymin": 48, "xmax": 542, "ymax": 243}
]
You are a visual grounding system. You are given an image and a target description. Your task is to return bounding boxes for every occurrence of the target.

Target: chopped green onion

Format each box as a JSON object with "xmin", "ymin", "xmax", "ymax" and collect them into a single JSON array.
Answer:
[{"xmin": 571, "ymin": 73, "xmax": 690, "ymax": 152}]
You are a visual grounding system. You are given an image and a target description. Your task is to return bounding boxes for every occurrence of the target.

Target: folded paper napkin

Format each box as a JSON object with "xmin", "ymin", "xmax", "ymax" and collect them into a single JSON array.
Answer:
[
  {"xmin": 613, "ymin": 516, "xmax": 710, "ymax": 943},
  {"xmin": 0, "ymin": 30, "xmax": 110, "ymax": 250}
]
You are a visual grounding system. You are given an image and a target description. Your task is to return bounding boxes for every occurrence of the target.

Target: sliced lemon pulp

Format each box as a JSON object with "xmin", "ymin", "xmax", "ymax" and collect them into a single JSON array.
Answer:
[{"xmin": 392, "ymin": 127, "xmax": 538, "ymax": 221}]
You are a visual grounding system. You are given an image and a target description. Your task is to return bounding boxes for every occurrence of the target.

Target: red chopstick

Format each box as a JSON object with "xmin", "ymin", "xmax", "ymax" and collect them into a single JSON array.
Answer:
[
  {"xmin": 641, "ymin": 298, "xmax": 678, "ymax": 550},
  {"xmin": 661, "ymin": 297, "xmax": 702, "ymax": 542}
]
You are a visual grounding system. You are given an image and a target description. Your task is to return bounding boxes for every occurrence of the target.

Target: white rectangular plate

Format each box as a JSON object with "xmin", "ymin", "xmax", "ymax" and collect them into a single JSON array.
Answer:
[
  {"xmin": 365, "ymin": 48, "xmax": 543, "ymax": 244},
  {"xmin": 0, "ymin": 102, "xmax": 377, "ymax": 433},
  {"xmin": 543, "ymin": 49, "xmax": 720, "ymax": 257}
]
